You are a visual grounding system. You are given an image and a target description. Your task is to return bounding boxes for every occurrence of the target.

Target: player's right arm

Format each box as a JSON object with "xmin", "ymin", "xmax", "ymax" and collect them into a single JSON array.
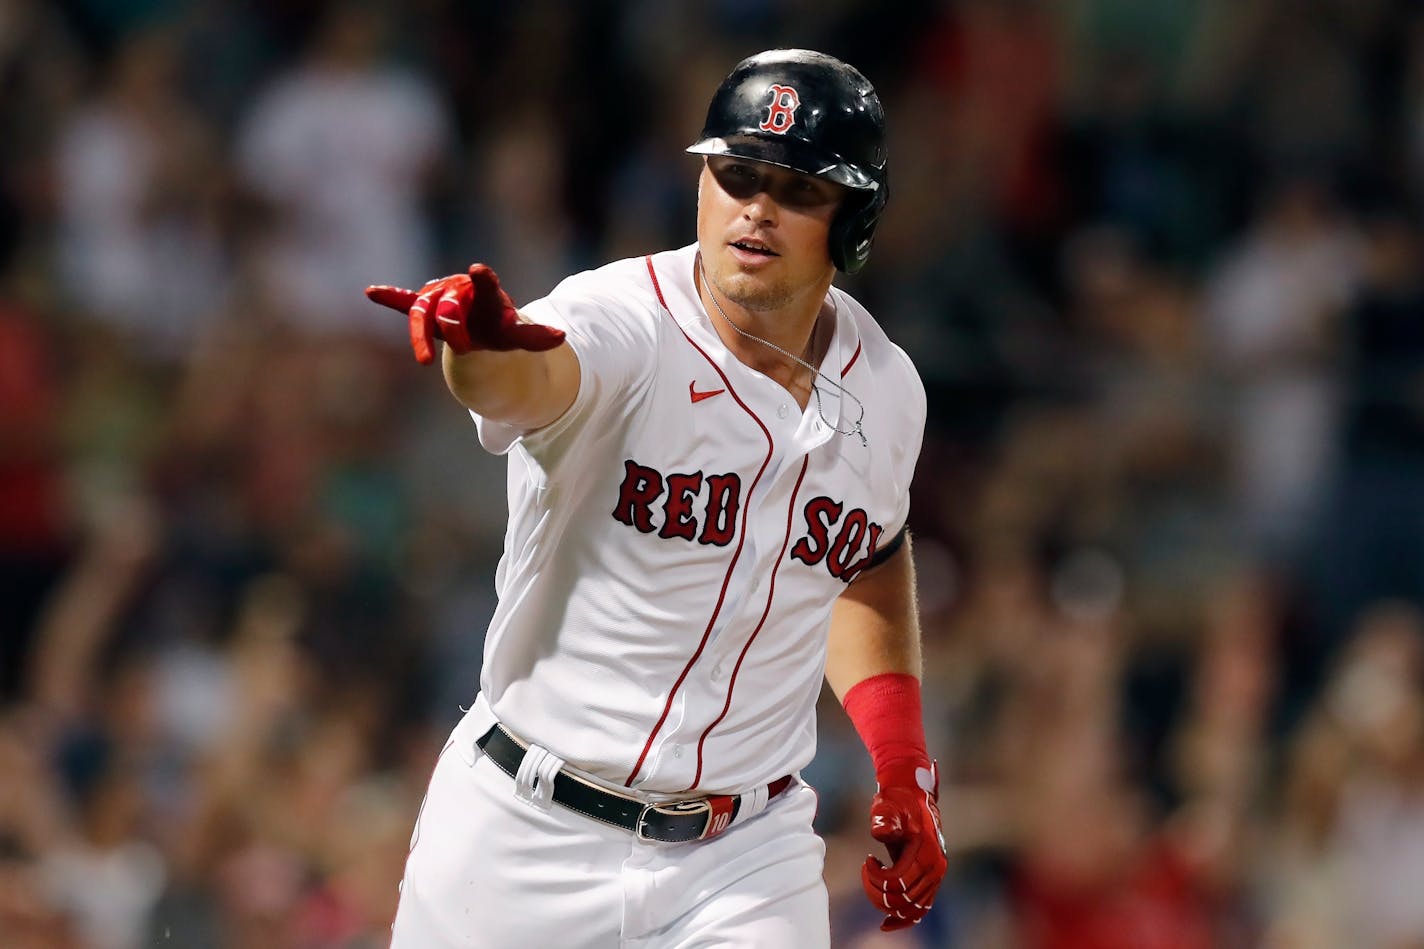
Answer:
[
  {"xmin": 440, "ymin": 331, "xmax": 580, "ymax": 431},
  {"xmin": 366, "ymin": 264, "xmax": 580, "ymax": 430}
]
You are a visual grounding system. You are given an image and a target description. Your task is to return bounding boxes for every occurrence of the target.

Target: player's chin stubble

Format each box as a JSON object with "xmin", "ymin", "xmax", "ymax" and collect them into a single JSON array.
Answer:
[{"xmin": 709, "ymin": 263, "xmax": 793, "ymax": 313}]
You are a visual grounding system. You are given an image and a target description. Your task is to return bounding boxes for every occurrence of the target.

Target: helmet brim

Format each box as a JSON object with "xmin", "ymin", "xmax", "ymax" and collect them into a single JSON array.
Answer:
[{"xmin": 687, "ymin": 134, "xmax": 879, "ymax": 192}]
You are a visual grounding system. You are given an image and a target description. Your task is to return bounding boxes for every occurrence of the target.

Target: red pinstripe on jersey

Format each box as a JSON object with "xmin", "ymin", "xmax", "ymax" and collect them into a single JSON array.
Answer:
[
  {"xmin": 840, "ymin": 339, "xmax": 862, "ymax": 378},
  {"xmin": 685, "ymin": 454, "xmax": 811, "ymax": 791},
  {"xmin": 624, "ymin": 255, "xmax": 775, "ymax": 788}
]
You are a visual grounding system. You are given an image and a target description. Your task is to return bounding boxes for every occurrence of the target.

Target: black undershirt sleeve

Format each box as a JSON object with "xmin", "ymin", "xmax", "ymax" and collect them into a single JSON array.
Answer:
[{"xmin": 865, "ymin": 524, "xmax": 907, "ymax": 571}]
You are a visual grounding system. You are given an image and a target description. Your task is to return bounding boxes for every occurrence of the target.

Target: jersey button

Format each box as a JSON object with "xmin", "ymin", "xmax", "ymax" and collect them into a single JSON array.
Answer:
[
  {"xmin": 672, "ymin": 746, "xmax": 683, "ymax": 759},
  {"xmin": 712, "ymin": 663, "xmax": 725, "ymax": 679},
  {"xmin": 777, "ymin": 403, "xmax": 789, "ymax": 419}
]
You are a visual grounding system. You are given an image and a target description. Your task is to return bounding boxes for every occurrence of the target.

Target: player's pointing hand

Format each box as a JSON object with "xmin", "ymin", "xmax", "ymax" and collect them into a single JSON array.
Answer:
[{"xmin": 365, "ymin": 263, "xmax": 565, "ymax": 365}]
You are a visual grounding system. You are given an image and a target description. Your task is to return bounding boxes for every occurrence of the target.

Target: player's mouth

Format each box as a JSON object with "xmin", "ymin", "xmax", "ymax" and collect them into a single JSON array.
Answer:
[{"xmin": 728, "ymin": 239, "xmax": 780, "ymax": 262}]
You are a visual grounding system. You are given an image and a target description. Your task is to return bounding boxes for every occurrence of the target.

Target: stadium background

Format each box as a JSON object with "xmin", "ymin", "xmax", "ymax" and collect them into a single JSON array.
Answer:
[{"xmin": 4, "ymin": 0, "xmax": 1424, "ymax": 946}]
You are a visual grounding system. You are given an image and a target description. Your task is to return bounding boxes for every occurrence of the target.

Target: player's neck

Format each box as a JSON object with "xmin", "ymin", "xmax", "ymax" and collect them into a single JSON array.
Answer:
[{"xmin": 698, "ymin": 273, "xmax": 834, "ymax": 397}]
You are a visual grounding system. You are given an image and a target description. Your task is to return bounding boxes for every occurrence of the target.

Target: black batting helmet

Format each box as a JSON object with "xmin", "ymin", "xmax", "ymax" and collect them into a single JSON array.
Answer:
[{"xmin": 688, "ymin": 49, "xmax": 889, "ymax": 274}]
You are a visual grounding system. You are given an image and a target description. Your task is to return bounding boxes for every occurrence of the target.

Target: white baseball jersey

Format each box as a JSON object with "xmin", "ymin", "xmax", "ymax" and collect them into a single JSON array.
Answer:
[{"xmin": 469, "ymin": 242, "xmax": 926, "ymax": 796}]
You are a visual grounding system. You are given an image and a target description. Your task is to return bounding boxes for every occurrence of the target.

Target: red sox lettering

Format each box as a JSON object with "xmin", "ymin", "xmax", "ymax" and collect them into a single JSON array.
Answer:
[
  {"xmin": 789, "ymin": 496, "xmax": 884, "ymax": 582},
  {"xmin": 611, "ymin": 460, "xmax": 741, "ymax": 545},
  {"xmin": 612, "ymin": 459, "xmax": 882, "ymax": 581}
]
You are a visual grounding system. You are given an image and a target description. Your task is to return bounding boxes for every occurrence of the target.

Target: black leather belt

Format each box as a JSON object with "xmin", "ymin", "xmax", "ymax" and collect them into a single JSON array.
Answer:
[{"xmin": 477, "ymin": 723, "xmax": 793, "ymax": 844}]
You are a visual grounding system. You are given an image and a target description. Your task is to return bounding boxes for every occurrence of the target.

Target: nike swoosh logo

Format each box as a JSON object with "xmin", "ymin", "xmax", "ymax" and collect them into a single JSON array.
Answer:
[{"xmin": 690, "ymin": 381, "xmax": 725, "ymax": 403}]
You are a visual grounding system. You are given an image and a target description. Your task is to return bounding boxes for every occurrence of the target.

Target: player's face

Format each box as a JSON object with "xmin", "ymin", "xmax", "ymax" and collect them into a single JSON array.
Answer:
[{"xmin": 697, "ymin": 156, "xmax": 845, "ymax": 312}]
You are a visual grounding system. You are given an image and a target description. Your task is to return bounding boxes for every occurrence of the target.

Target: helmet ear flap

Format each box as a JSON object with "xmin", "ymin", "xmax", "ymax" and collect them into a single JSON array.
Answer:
[{"xmin": 830, "ymin": 172, "xmax": 889, "ymax": 274}]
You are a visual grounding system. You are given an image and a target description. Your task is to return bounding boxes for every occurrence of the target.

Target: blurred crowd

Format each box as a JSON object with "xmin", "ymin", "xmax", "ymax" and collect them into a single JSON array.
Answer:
[{"xmin": 4, "ymin": 0, "xmax": 1424, "ymax": 946}]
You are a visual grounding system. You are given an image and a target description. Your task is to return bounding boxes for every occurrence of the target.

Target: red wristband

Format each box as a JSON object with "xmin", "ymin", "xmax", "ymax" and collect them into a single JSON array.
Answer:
[{"xmin": 842, "ymin": 672, "xmax": 930, "ymax": 784}]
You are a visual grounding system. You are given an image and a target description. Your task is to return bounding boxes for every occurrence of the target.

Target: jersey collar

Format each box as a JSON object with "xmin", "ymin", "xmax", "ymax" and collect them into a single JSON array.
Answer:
[{"xmin": 658, "ymin": 244, "xmax": 863, "ymax": 439}]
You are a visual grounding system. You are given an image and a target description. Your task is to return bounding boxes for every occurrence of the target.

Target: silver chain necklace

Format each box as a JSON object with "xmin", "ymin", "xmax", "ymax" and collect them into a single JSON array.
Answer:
[{"xmin": 698, "ymin": 259, "xmax": 867, "ymax": 447}]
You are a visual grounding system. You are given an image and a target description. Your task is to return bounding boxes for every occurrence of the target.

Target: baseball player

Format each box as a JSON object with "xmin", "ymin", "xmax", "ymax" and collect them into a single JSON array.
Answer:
[{"xmin": 367, "ymin": 49, "xmax": 944, "ymax": 947}]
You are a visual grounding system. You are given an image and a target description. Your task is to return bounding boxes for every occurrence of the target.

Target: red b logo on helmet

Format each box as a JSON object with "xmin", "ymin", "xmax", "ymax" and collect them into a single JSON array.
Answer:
[{"xmin": 760, "ymin": 84, "xmax": 801, "ymax": 134}]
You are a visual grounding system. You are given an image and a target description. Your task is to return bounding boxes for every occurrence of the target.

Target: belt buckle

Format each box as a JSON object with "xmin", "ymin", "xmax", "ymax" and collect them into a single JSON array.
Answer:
[{"xmin": 636, "ymin": 796, "xmax": 735, "ymax": 843}]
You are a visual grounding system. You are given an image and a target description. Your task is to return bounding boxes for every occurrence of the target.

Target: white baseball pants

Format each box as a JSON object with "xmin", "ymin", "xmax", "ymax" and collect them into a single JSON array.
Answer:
[{"xmin": 390, "ymin": 706, "xmax": 830, "ymax": 948}]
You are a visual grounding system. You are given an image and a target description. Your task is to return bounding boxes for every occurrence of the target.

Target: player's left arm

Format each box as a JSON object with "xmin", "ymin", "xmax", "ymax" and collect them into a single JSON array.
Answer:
[
  {"xmin": 825, "ymin": 531, "xmax": 921, "ymax": 695},
  {"xmin": 825, "ymin": 534, "xmax": 948, "ymax": 933}
]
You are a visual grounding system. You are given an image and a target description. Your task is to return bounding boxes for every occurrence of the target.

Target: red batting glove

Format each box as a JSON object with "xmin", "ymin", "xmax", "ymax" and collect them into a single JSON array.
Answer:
[
  {"xmin": 364, "ymin": 263, "xmax": 564, "ymax": 365},
  {"xmin": 861, "ymin": 759, "xmax": 947, "ymax": 932}
]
